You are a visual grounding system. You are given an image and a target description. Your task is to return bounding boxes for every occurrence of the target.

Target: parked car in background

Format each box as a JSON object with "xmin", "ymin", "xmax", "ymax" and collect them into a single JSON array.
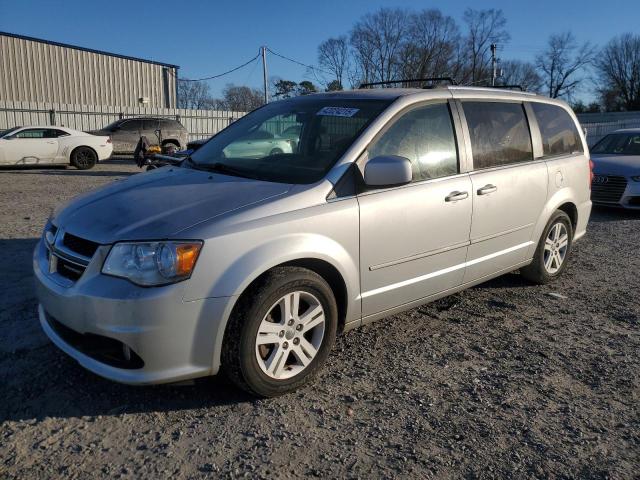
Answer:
[
  {"xmin": 0, "ymin": 126, "xmax": 112, "ymax": 169},
  {"xmin": 590, "ymin": 128, "xmax": 640, "ymax": 209},
  {"xmin": 90, "ymin": 117, "xmax": 188, "ymax": 154},
  {"xmin": 35, "ymin": 86, "xmax": 591, "ymax": 397},
  {"xmin": 222, "ymin": 129, "xmax": 294, "ymax": 158}
]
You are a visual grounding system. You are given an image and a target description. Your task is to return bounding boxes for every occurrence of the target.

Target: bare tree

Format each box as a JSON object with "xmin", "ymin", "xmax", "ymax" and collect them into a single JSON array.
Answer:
[
  {"xmin": 398, "ymin": 9, "xmax": 460, "ymax": 81},
  {"xmin": 463, "ymin": 8, "xmax": 510, "ymax": 85},
  {"xmin": 595, "ymin": 33, "xmax": 640, "ymax": 111},
  {"xmin": 177, "ymin": 80, "xmax": 213, "ymax": 109},
  {"xmin": 318, "ymin": 36, "xmax": 349, "ymax": 87},
  {"xmin": 220, "ymin": 84, "xmax": 264, "ymax": 112},
  {"xmin": 350, "ymin": 8, "xmax": 409, "ymax": 85},
  {"xmin": 535, "ymin": 32, "xmax": 595, "ymax": 99},
  {"xmin": 498, "ymin": 59, "xmax": 542, "ymax": 92}
]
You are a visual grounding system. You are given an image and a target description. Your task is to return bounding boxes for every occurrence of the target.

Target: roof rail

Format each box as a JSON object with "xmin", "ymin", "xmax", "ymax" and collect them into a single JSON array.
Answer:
[
  {"xmin": 487, "ymin": 84, "xmax": 525, "ymax": 91},
  {"xmin": 359, "ymin": 77, "xmax": 457, "ymax": 89}
]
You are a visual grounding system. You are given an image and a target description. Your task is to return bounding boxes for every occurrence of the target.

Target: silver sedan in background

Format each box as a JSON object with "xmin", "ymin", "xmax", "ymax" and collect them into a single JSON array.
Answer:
[{"xmin": 590, "ymin": 128, "xmax": 640, "ymax": 209}]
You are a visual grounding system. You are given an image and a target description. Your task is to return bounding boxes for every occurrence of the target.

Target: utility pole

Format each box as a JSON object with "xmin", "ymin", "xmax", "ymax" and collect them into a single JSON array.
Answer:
[
  {"xmin": 491, "ymin": 43, "xmax": 497, "ymax": 86},
  {"xmin": 261, "ymin": 46, "xmax": 269, "ymax": 104}
]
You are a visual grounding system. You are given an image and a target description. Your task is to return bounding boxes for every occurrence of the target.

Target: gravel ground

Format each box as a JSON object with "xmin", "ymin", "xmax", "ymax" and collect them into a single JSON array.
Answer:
[{"xmin": 1, "ymin": 159, "xmax": 638, "ymax": 479}]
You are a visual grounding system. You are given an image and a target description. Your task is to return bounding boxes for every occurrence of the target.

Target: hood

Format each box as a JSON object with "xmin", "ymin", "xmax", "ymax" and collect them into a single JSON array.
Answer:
[
  {"xmin": 591, "ymin": 154, "xmax": 640, "ymax": 176},
  {"xmin": 54, "ymin": 167, "xmax": 292, "ymax": 244}
]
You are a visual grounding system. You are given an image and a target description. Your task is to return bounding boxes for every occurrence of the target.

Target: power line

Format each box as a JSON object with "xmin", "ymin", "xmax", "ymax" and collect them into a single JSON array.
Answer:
[
  {"xmin": 179, "ymin": 52, "xmax": 261, "ymax": 82},
  {"xmin": 266, "ymin": 47, "xmax": 332, "ymax": 76}
]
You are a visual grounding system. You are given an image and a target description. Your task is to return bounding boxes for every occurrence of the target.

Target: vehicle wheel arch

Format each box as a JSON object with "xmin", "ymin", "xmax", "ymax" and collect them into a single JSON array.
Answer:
[
  {"xmin": 69, "ymin": 145, "xmax": 98, "ymax": 163},
  {"xmin": 210, "ymin": 253, "xmax": 354, "ymax": 375},
  {"xmin": 528, "ymin": 189, "xmax": 579, "ymax": 258}
]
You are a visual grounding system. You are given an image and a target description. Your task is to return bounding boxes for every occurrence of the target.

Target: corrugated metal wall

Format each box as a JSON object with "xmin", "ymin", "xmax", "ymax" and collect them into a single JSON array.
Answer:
[
  {"xmin": 0, "ymin": 34, "xmax": 177, "ymax": 108},
  {"xmin": 0, "ymin": 100, "xmax": 245, "ymax": 141}
]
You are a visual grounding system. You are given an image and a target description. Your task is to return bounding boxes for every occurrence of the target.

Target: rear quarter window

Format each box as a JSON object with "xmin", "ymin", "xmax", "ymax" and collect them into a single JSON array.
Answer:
[
  {"xmin": 531, "ymin": 103, "xmax": 583, "ymax": 157},
  {"xmin": 463, "ymin": 101, "xmax": 533, "ymax": 169}
]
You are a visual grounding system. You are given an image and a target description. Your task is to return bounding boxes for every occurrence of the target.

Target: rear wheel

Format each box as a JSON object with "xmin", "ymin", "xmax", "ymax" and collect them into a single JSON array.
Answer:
[
  {"xmin": 71, "ymin": 147, "xmax": 97, "ymax": 170},
  {"xmin": 521, "ymin": 210, "xmax": 573, "ymax": 284},
  {"xmin": 222, "ymin": 267, "xmax": 338, "ymax": 397}
]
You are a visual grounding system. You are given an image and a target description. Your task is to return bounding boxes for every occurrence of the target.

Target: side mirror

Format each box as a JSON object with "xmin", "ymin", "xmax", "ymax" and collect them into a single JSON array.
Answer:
[{"xmin": 363, "ymin": 155, "xmax": 412, "ymax": 187}]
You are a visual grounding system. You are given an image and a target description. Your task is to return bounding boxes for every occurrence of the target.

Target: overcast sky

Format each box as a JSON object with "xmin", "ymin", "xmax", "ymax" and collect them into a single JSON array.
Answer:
[{"xmin": 1, "ymin": 0, "xmax": 637, "ymax": 102}]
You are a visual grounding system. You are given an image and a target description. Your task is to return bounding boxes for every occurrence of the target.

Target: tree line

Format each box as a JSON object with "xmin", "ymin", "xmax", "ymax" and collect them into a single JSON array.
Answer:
[{"xmin": 178, "ymin": 7, "xmax": 640, "ymax": 113}]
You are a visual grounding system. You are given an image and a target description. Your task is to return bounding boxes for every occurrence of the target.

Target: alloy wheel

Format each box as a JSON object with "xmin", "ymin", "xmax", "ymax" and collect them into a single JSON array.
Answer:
[
  {"xmin": 255, "ymin": 291, "xmax": 325, "ymax": 380},
  {"xmin": 543, "ymin": 222, "xmax": 569, "ymax": 274}
]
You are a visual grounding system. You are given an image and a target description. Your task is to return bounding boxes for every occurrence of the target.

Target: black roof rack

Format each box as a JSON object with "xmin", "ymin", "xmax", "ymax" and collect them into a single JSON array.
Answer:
[{"xmin": 359, "ymin": 77, "xmax": 457, "ymax": 89}]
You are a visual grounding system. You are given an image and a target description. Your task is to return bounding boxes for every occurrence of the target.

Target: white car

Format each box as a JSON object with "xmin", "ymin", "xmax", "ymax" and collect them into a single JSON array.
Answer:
[{"xmin": 0, "ymin": 126, "xmax": 113, "ymax": 169}]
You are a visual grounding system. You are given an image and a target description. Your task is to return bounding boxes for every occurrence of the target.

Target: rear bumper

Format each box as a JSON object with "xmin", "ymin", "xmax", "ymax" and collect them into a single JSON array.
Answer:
[
  {"xmin": 96, "ymin": 144, "xmax": 113, "ymax": 161},
  {"xmin": 34, "ymin": 239, "xmax": 231, "ymax": 385}
]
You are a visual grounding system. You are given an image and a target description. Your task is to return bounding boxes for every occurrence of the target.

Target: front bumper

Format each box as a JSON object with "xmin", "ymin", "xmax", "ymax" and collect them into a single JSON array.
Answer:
[
  {"xmin": 592, "ymin": 176, "xmax": 640, "ymax": 209},
  {"xmin": 34, "ymin": 239, "xmax": 231, "ymax": 384}
]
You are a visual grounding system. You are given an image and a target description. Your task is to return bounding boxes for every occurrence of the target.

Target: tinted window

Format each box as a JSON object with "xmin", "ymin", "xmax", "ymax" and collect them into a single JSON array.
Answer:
[
  {"xmin": 121, "ymin": 120, "xmax": 142, "ymax": 131},
  {"xmin": 160, "ymin": 119, "xmax": 181, "ymax": 128},
  {"xmin": 50, "ymin": 129, "xmax": 69, "ymax": 138},
  {"xmin": 15, "ymin": 129, "xmax": 48, "ymax": 139},
  {"xmin": 143, "ymin": 119, "xmax": 159, "ymax": 131},
  {"xmin": 368, "ymin": 103, "xmax": 458, "ymax": 181},
  {"xmin": 591, "ymin": 132, "xmax": 640, "ymax": 155},
  {"xmin": 532, "ymin": 103, "xmax": 583, "ymax": 156},
  {"xmin": 463, "ymin": 102, "xmax": 533, "ymax": 169}
]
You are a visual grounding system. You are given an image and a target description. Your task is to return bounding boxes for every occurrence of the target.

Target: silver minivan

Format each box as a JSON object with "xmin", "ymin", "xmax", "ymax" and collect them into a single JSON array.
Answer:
[{"xmin": 34, "ymin": 86, "xmax": 592, "ymax": 396}]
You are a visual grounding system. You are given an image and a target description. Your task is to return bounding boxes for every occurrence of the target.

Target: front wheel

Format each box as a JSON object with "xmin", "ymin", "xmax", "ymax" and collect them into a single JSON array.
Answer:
[
  {"xmin": 70, "ymin": 147, "xmax": 97, "ymax": 170},
  {"xmin": 521, "ymin": 210, "xmax": 573, "ymax": 284},
  {"xmin": 222, "ymin": 267, "xmax": 338, "ymax": 397}
]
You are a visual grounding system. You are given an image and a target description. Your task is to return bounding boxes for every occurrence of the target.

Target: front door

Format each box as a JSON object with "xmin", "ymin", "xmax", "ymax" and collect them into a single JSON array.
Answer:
[
  {"xmin": 358, "ymin": 101, "xmax": 472, "ymax": 317},
  {"xmin": 0, "ymin": 128, "xmax": 58, "ymax": 164}
]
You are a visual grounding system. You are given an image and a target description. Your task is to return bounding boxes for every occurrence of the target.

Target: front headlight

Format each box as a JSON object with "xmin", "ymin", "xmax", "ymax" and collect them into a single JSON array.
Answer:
[
  {"xmin": 631, "ymin": 175, "xmax": 640, "ymax": 182},
  {"xmin": 102, "ymin": 241, "xmax": 203, "ymax": 286}
]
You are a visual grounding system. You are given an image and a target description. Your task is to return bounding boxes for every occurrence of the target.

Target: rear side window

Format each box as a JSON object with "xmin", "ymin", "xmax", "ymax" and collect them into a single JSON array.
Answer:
[
  {"xmin": 368, "ymin": 102, "xmax": 458, "ymax": 182},
  {"xmin": 532, "ymin": 103, "xmax": 583, "ymax": 157},
  {"xmin": 463, "ymin": 102, "xmax": 533, "ymax": 169}
]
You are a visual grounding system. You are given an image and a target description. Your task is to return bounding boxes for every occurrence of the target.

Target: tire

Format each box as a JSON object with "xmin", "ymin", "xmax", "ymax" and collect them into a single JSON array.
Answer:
[
  {"xmin": 269, "ymin": 148, "xmax": 283, "ymax": 156},
  {"xmin": 520, "ymin": 210, "xmax": 573, "ymax": 284},
  {"xmin": 70, "ymin": 147, "xmax": 97, "ymax": 170},
  {"xmin": 222, "ymin": 267, "xmax": 338, "ymax": 397},
  {"xmin": 162, "ymin": 141, "xmax": 180, "ymax": 154}
]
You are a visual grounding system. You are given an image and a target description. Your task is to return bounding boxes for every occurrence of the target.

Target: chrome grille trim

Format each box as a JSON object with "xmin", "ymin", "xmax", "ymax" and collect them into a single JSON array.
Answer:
[{"xmin": 591, "ymin": 174, "xmax": 628, "ymax": 203}]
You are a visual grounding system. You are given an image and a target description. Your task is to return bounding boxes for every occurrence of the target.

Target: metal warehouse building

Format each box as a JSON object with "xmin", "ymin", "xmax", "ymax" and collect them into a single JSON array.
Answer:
[{"xmin": 0, "ymin": 31, "xmax": 179, "ymax": 108}]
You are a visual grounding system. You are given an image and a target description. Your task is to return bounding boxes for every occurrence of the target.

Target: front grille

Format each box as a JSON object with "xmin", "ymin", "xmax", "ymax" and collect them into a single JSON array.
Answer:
[
  {"xmin": 591, "ymin": 175, "xmax": 628, "ymax": 203},
  {"xmin": 46, "ymin": 314, "xmax": 144, "ymax": 369},
  {"xmin": 62, "ymin": 232, "xmax": 100, "ymax": 258},
  {"xmin": 56, "ymin": 257, "xmax": 85, "ymax": 281}
]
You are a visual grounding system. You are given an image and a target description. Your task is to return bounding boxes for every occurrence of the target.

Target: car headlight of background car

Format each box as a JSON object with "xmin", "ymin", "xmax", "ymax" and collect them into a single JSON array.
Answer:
[{"xmin": 102, "ymin": 241, "xmax": 202, "ymax": 286}]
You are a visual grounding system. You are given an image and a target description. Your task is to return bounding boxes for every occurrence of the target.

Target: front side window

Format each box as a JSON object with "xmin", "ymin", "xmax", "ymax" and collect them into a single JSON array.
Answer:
[
  {"xmin": 591, "ymin": 133, "xmax": 640, "ymax": 155},
  {"xmin": 15, "ymin": 129, "xmax": 48, "ymax": 139},
  {"xmin": 368, "ymin": 102, "xmax": 459, "ymax": 182},
  {"xmin": 189, "ymin": 98, "xmax": 391, "ymax": 184},
  {"xmin": 121, "ymin": 120, "xmax": 142, "ymax": 131},
  {"xmin": 532, "ymin": 103, "xmax": 583, "ymax": 157},
  {"xmin": 463, "ymin": 102, "xmax": 533, "ymax": 169}
]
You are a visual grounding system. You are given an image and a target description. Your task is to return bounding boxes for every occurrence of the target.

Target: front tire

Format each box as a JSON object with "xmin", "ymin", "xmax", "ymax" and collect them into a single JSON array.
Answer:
[
  {"xmin": 71, "ymin": 147, "xmax": 97, "ymax": 170},
  {"xmin": 521, "ymin": 210, "xmax": 573, "ymax": 284},
  {"xmin": 222, "ymin": 267, "xmax": 338, "ymax": 397}
]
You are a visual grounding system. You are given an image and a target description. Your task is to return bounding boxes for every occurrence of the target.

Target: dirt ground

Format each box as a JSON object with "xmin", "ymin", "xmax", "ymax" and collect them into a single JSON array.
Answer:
[{"xmin": 0, "ymin": 159, "xmax": 638, "ymax": 479}]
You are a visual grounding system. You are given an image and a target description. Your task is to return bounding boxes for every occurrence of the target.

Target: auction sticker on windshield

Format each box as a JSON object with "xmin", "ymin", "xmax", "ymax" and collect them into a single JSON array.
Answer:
[{"xmin": 316, "ymin": 107, "xmax": 360, "ymax": 117}]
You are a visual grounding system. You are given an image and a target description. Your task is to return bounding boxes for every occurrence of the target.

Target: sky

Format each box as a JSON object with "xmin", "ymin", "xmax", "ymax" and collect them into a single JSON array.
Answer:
[{"xmin": 1, "ymin": 0, "xmax": 637, "ymax": 102}]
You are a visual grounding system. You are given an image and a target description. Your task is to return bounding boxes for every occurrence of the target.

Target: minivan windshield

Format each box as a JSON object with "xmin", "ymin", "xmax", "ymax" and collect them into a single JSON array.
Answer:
[
  {"xmin": 591, "ymin": 132, "xmax": 640, "ymax": 155},
  {"xmin": 188, "ymin": 97, "xmax": 391, "ymax": 184}
]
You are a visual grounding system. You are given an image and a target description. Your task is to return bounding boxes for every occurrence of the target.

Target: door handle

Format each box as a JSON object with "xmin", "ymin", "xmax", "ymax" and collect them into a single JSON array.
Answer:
[
  {"xmin": 477, "ymin": 184, "xmax": 497, "ymax": 195},
  {"xmin": 445, "ymin": 191, "xmax": 469, "ymax": 202}
]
